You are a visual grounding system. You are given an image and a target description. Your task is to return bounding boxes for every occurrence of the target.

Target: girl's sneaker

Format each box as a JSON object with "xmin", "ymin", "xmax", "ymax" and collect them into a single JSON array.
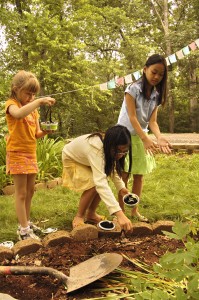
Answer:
[
  {"xmin": 29, "ymin": 222, "xmax": 42, "ymax": 233},
  {"xmin": 0, "ymin": 241, "xmax": 14, "ymax": 249},
  {"xmin": 17, "ymin": 228, "xmax": 41, "ymax": 241}
]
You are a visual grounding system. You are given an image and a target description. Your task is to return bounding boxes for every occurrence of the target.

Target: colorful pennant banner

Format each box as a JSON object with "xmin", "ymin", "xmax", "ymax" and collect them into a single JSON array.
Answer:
[
  {"xmin": 99, "ymin": 38, "xmax": 199, "ymax": 91},
  {"xmin": 39, "ymin": 38, "xmax": 199, "ymax": 98}
]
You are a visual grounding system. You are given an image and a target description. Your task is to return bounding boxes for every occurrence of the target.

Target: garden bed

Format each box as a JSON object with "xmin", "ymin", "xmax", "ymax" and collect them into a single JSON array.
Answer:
[{"xmin": 0, "ymin": 233, "xmax": 184, "ymax": 300}]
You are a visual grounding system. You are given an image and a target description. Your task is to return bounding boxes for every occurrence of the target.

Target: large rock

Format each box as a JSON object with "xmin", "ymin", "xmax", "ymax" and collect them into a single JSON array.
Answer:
[
  {"xmin": 13, "ymin": 240, "xmax": 42, "ymax": 256},
  {"xmin": 0, "ymin": 246, "xmax": 13, "ymax": 261},
  {"xmin": 43, "ymin": 230, "xmax": 72, "ymax": 247},
  {"xmin": 152, "ymin": 220, "xmax": 175, "ymax": 234},
  {"xmin": 71, "ymin": 224, "xmax": 98, "ymax": 241},
  {"xmin": 2, "ymin": 185, "xmax": 15, "ymax": 195},
  {"xmin": 130, "ymin": 222, "xmax": 153, "ymax": 236}
]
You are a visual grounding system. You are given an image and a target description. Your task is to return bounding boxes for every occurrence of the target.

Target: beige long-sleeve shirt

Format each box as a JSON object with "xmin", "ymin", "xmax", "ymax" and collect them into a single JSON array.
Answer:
[{"xmin": 62, "ymin": 134, "xmax": 124, "ymax": 215}]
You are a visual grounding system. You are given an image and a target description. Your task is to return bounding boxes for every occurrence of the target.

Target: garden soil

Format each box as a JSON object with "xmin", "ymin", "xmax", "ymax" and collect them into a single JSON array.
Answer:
[
  {"xmin": 0, "ymin": 234, "xmax": 184, "ymax": 300},
  {"xmin": 1, "ymin": 133, "xmax": 198, "ymax": 300}
]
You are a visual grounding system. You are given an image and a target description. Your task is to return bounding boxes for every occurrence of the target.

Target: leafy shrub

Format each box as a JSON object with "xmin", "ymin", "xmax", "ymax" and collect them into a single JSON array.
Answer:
[
  {"xmin": 0, "ymin": 137, "xmax": 6, "ymax": 165},
  {"xmin": 36, "ymin": 136, "xmax": 64, "ymax": 181},
  {"xmin": 89, "ymin": 221, "xmax": 199, "ymax": 300}
]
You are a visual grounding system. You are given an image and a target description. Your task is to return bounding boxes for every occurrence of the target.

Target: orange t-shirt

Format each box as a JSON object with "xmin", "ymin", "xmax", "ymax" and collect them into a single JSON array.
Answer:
[{"xmin": 5, "ymin": 98, "xmax": 39, "ymax": 153}]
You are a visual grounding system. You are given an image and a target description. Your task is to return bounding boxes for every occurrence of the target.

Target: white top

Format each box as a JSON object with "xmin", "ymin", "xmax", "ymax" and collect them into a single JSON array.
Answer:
[
  {"xmin": 118, "ymin": 80, "xmax": 159, "ymax": 135},
  {"xmin": 62, "ymin": 134, "xmax": 124, "ymax": 215}
]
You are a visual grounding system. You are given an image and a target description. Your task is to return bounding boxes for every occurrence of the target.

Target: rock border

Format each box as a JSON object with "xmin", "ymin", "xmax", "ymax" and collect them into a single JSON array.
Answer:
[
  {"xmin": 2, "ymin": 178, "xmax": 62, "ymax": 196},
  {"xmin": 0, "ymin": 220, "xmax": 175, "ymax": 261}
]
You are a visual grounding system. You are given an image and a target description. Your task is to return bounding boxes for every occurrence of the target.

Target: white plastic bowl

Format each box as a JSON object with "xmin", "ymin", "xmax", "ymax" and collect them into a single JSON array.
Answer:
[
  {"xmin": 41, "ymin": 122, "xmax": 58, "ymax": 131},
  {"xmin": 123, "ymin": 193, "xmax": 139, "ymax": 207},
  {"xmin": 98, "ymin": 221, "xmax": 115, "ymax": 231}
]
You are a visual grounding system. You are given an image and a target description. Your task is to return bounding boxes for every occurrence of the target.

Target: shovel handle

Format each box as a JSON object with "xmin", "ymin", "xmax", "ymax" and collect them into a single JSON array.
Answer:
[{"xmin": 0, "ymin": 266, "xmax": 68, "ymax": 285}]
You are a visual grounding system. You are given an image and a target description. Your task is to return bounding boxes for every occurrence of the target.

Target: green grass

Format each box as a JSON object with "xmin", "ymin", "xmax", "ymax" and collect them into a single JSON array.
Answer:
[{"xmin": 0, "ymin": 153, "xmax": 199, "ymax": 243}]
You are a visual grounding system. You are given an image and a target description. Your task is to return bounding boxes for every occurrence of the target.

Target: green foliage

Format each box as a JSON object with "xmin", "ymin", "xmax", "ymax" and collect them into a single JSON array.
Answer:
[
  {"xmin": 0, "ymin": 137, "xmax": 6, "ymax": 165},
  {"xmin": 36, "ymin": 135, "xmax": 64, "ymax": 181},
  {"xmin": 0, "ymin": 138, "xmax": 13, "ymax": 191},
  {"xmin": 87, "ymin": 222, "xmax": 199, "ymax": 300},
  {"xmin": 0, "ymin": 0, "xmax": 198, "ymax": 136},
  {"xmin": 0, "ymin": 165, "xmax": 13, "ymax": 193},
  {"xmin": 153, "ymin": 222, "xmax": 199, "ymax": 299}
]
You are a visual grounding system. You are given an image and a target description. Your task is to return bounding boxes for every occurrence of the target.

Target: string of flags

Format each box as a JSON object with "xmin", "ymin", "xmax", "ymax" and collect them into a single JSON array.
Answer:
[
  {"xmin": 40, "ymin": 38, "xmax": 199, "ymax": 98},
  {"xmin": 99, "ymin": 38, "xmax": 199, "ymax": 91}
]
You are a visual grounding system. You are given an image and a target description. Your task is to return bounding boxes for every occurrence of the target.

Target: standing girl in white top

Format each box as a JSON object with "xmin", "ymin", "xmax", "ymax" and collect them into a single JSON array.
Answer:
[
  {"xmin": 62, "ymin": 125, "xmax": 133, "ymax": 232},
  {"xmin": 117, "ymin": 54, "xmax": 172, "ymax": 222}
]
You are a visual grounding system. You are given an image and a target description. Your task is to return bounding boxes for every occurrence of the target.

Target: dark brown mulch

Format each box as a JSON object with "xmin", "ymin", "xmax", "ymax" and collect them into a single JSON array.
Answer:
[{"xmin": 0, "ymin": 234, "xmax": 183, "ymax": 300}]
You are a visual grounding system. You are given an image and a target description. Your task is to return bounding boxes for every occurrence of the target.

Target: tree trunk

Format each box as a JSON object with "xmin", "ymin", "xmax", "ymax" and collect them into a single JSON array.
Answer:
[
  {"xmin": 189, "ymin": 69, "xmax": 199, "ymax": 132},
  {"xmin": 163, "ymin": 0, "xmax": 174, "ymax": 132},
  {"xmin": 150, "ymin": 0, "xmax": 175, "ymax": 132}
]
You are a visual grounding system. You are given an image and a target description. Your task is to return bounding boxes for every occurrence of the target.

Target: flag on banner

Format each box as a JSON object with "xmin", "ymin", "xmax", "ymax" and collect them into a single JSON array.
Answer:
[
  {"xmin": 194, "ymin": 38, "xmax": 199, "ymax": 47},
  {"xmin": 133, "ymin": 70, "xmax": 141, "ymax": 80},
  {"xmin": 176, "ymin": 49, "xmax": 184, "ymax": 59},
  {"xmin": 189, "ymin": 41, "xmax": 197, "ymax": 51},
  {"xmin": 97, "ymin": 39, "xmax": 198, "ymax": 92},
  {"xmin": 182, "ymin": 46, "xmax": 190, "ymax": 55},
  {"xmin": 99, "ymin": 82, "xmax": 108, "ymax": 90},
  {"xmin": 116, "ymin": 77, "xmax": 124, "ymax": 86},
  {"xmin": 165, "ymin": 57, "xmax": 170, "ymax": 66},
  {"xmin": 107, "ymin": 79, "xmax": 116, "ymax": 89},
  {"xmin": 168, "ymin": 54, "xmax": 177, "ymax": 64},
  {"xmin": 124, "ymin": 74, "xmax": 133, "ymax": 84}
]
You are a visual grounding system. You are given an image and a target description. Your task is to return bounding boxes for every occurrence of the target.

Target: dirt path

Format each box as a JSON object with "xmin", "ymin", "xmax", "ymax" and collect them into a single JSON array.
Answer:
[{"xmin": 152, "ymin": 133, "xmax": 199, "ymax": 144}]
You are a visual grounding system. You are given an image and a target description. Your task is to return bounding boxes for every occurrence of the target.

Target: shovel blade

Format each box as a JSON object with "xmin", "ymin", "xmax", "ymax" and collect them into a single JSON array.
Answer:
[{"xmin": 66, "ymin": 252, "xmax": 122, "ymax": 293}]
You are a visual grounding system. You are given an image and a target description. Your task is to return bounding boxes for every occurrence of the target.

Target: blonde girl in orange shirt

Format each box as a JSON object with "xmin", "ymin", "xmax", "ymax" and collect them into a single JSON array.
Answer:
[{"xmin": 5, "ymin": 70, "xmax": 55, "ymax": 240}]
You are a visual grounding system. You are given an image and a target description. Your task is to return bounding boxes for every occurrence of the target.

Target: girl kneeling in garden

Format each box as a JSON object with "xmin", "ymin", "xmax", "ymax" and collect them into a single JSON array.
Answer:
[{"xmin": 62, "ymin": 125, "xmax": 133, "ymax": 232}]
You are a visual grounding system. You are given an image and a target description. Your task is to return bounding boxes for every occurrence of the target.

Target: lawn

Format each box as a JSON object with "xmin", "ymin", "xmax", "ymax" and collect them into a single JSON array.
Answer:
[{"xmin": 0, "ymin": 153, "xmax": 198, "ymax": 242}]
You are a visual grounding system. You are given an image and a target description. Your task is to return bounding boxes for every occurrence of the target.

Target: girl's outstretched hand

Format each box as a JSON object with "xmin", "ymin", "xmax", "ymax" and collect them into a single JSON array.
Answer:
[
  {"xmin": 157, "ymin": 136, "xmax": 172, "ymax": 154},
  {"xmin": 39, "ymin": 97, "xmax": 56, "ymax": 106},
  {"xmin": 142, "ymin": 135, "xmax": 159, "ymax": 155},
  {"xmin": 114, "ymin": 210, "xmax": 133, "ymax": 232}
]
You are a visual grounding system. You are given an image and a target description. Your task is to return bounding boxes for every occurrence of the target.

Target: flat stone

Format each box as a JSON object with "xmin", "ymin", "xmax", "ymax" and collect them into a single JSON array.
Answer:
[
  {"xmin": 34, "ymin": 182, "xmax": 47, "ymax": 191},
  {"xmin": 46, "ymin": 179, "xmax": 58, "ymax": 189},
  {"xmin": 43, "ymin": 230, "xmax": 72, "ymax": 247},
  {"xmin": 2, "ymin": 185, "xmax": 15, "ymax": 195},
  {"xmin": 13, "ymin": 240, "xmax": 42, "ymax": 256},
  {"xmin": 130, "ymin": 222, "xmax": 153, "ymax": 236},
  {"xmin": 0, "ymin": 246, "xmax": 13, "ymax": 261},
  {"xmin": 71, "ymin": 224, "xmax": 98, "ymax": 241},
  {"xmin": 152, "ymin": 220, "xmax": 175, "ymax": 234}
]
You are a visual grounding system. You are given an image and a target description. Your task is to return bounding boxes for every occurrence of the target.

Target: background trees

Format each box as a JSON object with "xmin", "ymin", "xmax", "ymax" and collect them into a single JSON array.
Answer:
[{"xmin": 0, "ymin": 0, "xmax": 198, "ymax": 138}]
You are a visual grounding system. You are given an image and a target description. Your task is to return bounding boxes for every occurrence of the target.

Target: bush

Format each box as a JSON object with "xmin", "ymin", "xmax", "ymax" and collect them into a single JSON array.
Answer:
[{"xmin": 36, "ymin": 136, "xmax": 64, "ymax": 181}]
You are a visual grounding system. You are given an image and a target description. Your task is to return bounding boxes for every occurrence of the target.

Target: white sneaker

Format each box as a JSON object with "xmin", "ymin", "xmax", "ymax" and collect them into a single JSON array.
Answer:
[
  {"xmin": 29, "ymin": 222, "xmax": 42, "ymax": 233},
  {"xmin": 17, "ymin": 228, "xmax": 41, "ymax": 241},
  {"xmin": 0, "ymin": 241, "xmax": 14, "ymax": 249}
]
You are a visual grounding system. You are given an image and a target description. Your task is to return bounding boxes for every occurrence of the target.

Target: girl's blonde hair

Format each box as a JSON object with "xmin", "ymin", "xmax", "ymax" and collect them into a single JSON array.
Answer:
[{"xmin": 10, "ymin": 70, "xmax": 40, "ymax": 98}]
